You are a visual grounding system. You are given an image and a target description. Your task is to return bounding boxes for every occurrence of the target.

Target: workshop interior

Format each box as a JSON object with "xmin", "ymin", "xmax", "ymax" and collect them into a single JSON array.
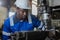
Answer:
[{"xmin": 0, "ymin": 0, "xmax": 60, "ymax": 40}]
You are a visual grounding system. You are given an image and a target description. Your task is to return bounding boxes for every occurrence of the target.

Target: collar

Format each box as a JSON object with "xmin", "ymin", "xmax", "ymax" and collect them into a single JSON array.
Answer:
[{"xmin": 13, "ymin": 13, "xmax": 28, "ymax": 23}]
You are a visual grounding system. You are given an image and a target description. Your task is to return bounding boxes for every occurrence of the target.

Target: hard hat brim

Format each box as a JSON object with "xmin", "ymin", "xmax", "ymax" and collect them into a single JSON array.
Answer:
[{"xmin": 14, "ymin": 3, "xmax": 31, "ymax": 9}]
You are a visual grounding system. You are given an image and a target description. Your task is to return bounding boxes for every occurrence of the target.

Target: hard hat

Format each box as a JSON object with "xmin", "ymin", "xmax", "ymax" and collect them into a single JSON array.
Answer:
[{"xmin": 14, "ymin": 0, "xmax": 31, "ymax": 9}]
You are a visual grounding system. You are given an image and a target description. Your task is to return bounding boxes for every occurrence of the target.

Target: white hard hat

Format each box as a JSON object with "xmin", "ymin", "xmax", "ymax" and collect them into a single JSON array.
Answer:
[{"xmin": 14, "ymin": 0, "xmax": 31, "ymax": 9}]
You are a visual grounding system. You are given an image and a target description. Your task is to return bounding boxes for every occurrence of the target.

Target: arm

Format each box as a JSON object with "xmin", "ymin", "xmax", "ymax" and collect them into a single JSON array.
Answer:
[
  {"xmin": 2, "ymin": 19, "xmax": 11, "ymax": 40},
  {"xmin": 31, "ymin": 15, "xmax": 45, "ymax": 30}
]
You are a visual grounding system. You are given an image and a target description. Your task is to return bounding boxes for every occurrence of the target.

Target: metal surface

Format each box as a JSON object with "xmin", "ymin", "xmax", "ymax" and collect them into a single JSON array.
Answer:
[
  {"xmin": 10, "ymin": 30, "xmax": 60, "ymax": 40},
  {"xmin": 37, "ymin": 0, "xmax": 52, "ymax": 30},
  {"xmin": 10, "ymin": 31, "xmax": 48, "ymax": 40}
]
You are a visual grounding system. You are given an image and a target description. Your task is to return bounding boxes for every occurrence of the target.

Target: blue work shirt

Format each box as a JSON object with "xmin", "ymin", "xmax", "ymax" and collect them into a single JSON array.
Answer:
[{"xmin": 2, "ymin": 14, "xmax": 43, "ymax": 40}]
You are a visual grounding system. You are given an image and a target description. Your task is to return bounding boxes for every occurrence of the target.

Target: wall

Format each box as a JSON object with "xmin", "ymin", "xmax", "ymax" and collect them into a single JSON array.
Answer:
[
  {"xmin": 49, "ymin": 0, "xmax": 60, "ymax": 6},
  {"xmin": 0, "ymin": 7, "xmax": 7, "ymax": 28}
]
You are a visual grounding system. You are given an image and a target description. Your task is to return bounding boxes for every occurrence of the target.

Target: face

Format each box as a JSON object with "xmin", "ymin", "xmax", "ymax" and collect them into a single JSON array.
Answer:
[{"xmin": 16, "ymin": 7, "xmax": 28, "ymax": 20}]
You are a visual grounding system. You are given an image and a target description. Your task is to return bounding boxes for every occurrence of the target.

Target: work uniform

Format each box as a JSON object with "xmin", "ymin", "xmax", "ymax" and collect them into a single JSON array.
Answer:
[{"xmin": 2, "ymin": 13, "xmax": 45, "ymax": 40}]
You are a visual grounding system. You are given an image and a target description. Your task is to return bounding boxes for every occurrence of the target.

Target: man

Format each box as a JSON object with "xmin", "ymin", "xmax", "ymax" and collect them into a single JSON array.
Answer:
[{"xmin": 2, "ymin": 0, "xmax": 45, "ymax": 40}]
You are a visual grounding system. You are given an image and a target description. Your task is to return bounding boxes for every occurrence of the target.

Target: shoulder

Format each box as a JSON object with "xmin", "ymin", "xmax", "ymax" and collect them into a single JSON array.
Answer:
[
  {"xmin": 31, "ymin": 14, "xmax": 41, "ymax": 27},
  {"xmin": 31, "ymin": 14, "xmax": 40, "ymax": 21},
  {"xmin": 4, "ymin": 18, "xmax": 10, "ymax": 23},
  {"xmin": 4, "ymin": 18, "xmax": 9, "ymax": 23},
  {"xmin": 31, "ymin": 15, "xmax": 37, "ymax": 20},
  {"xmin": 3, "ymin": 16, "xmax": 15, "ymax": 28},
  {"xmin": 4, "ymin": 17, "xmax": 11, "ymax": 26},
  {"xmin": 31, "ymin": 14, "xmax": 41, "ymax": 23}
]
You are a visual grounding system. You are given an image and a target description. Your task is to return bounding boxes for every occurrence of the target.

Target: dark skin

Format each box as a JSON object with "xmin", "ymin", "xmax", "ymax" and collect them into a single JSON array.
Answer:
[{"xmin": 16, "ymin": 7, "xmax": 28, "ymax": 20}]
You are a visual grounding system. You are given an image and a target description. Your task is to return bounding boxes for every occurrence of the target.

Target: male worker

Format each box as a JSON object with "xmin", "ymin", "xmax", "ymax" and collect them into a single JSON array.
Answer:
[{"xmin": 2, "ymin": 0, "xmax": 45, "ymax": 40}]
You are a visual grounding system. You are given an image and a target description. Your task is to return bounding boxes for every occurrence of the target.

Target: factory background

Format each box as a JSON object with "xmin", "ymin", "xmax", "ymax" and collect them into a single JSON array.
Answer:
[{"xmin": 0, "ymin": 0, "xmax": 60, "ymax": 40}]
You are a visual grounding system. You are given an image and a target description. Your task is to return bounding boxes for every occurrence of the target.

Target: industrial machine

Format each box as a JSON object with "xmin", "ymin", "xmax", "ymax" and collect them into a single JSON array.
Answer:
[{"xmin": 10, "ymin": 31, "xmax": 48, "ymax": 40}]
